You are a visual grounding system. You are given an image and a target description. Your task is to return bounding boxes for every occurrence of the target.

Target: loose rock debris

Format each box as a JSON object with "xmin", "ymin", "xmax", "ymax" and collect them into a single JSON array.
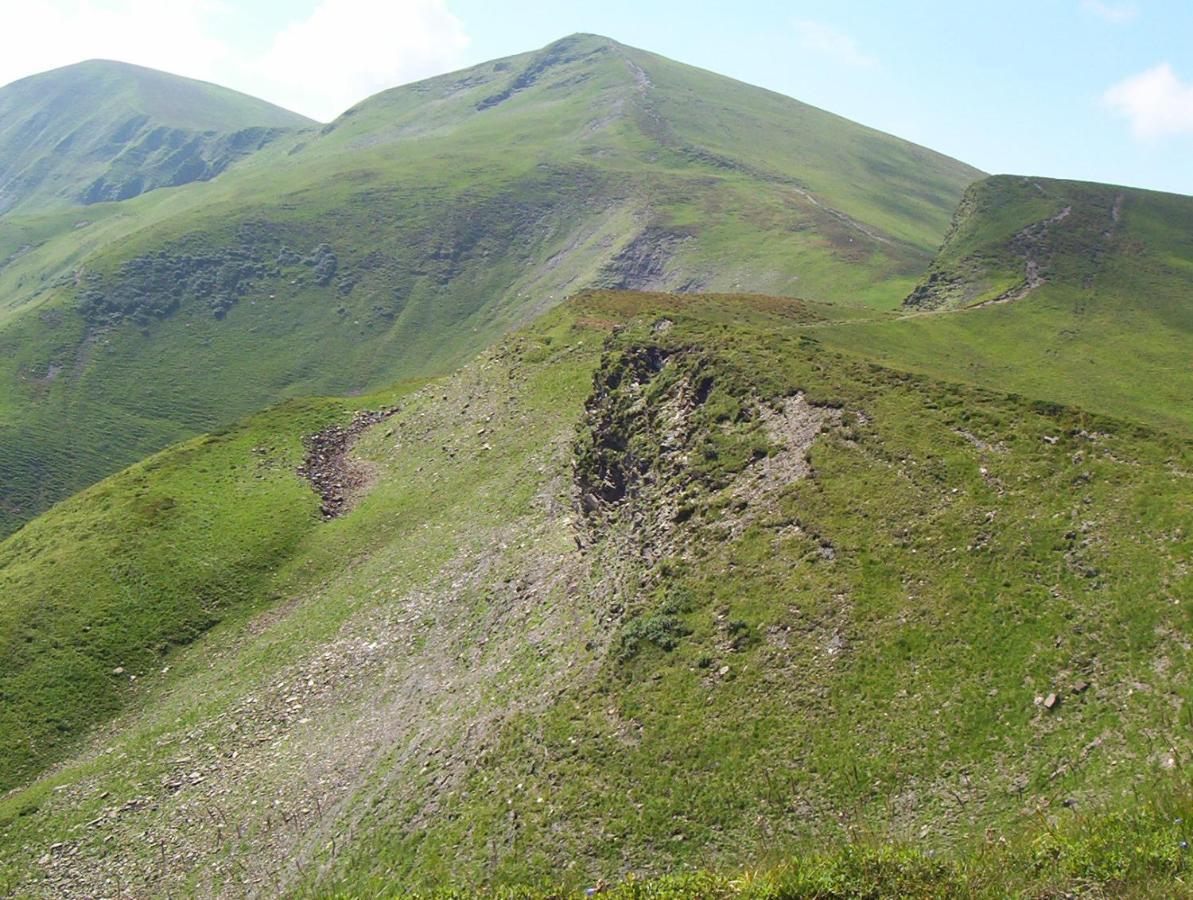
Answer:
[{"xmin": 297, "ymin": 408, "xmax": 398, "ymax": 519}]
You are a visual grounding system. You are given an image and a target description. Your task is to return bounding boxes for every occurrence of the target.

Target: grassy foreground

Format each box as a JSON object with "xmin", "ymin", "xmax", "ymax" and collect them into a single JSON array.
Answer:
[
  {"xmin": 396, "ymin": 781, "xmax": 1193, "ymax": 898},
  {"xmin": 1, "ymin": 290, "xmax": 1187, "ymax": 897}
]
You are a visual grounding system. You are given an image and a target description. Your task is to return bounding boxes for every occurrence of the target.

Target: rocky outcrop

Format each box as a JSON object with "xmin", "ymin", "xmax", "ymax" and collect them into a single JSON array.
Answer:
[
  {"xmin": 476, "ymin": 35, "xmax": 598, "ymax": 111},
  {"xmin": 596, "ymin": 227, "xmax": 693, "ymax": 291},
  {"xmin": 79, "ymin": 125, "xmax": 293, "ymax": 205}
]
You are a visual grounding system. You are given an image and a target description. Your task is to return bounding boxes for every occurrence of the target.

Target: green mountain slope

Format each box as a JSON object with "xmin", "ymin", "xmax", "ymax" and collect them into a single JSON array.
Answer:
[
  {"xmin": 0, "ymin": 35, "xmax": 981, "ymax": 536},
  {"xmin": 0, "ymin": 60, "xmax": 313, "ymax": 215},
  {"xmin": 0, "ymin": 291, "xmax": 1188, "ymax": 897},
  {"xmin": 817, "ymin": 175, "xmax": 1193, "ymax": 434}
]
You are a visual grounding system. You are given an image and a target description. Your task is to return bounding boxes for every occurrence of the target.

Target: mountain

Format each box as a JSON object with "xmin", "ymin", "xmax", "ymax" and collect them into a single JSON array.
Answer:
[
  {"xmin": 0, "ymin": 290, "xmax": 1188, "ymax": 896},
  {"xmin": 816, "ymin": 175, "xmax": 1193, "ymax": 433},
  {"xmin": 0, "ymin": 60, "xmax": 313, "ymax": 214},
  {"xmin": 0, "ymin": 35, "xmax": 981, "ymax": 535},
  {"xmin": 2, "ymin": 33, "xmax": 1191, "ymax": 897}
]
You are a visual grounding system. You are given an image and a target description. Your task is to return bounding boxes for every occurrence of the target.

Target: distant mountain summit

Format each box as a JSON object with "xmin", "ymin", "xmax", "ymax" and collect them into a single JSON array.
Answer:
[
  {"xmin": 0, "ymin": 59, "xmax": 313, "ymax": 214},
  {"xmin": 324, "ymin": 34, "xmax": 980, "ymax": 259}
]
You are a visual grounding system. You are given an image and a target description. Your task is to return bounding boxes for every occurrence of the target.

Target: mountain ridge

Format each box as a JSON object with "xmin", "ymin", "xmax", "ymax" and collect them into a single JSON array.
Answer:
[{"xmin": 808, "ymin": 174, "xmax": 1193, "ymax": 435}]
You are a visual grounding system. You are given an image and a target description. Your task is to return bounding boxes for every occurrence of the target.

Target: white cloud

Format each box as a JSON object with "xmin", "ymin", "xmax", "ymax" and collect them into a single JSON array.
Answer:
[
  {"xmin": 792, "ymin": 19, "xmax": 876, "ymax": 69},
  {"xmin": 0, "ymin": 0, "xmax": 232, "ymax": 89},
  {"xmin": 256, "ymin": 0, "xmax": 469, "ymax": 120},
  {"xmin": 1081, "ymin": 1, "xmax": 1138, "ymax": 24},
  {"xmin": 1104, "ymin": 63, "xmax": 1193, "ymax": 140}
]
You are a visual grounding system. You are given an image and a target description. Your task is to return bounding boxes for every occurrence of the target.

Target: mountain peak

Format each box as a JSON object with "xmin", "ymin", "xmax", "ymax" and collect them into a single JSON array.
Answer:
[
  {"xmin": 1, "ymin": 58, "xmax": 311, "ymax": 129},
  {"xmin": 40, "ymin": 57, "xmax": 156, "ymax": 74},
  {"xmin": 548, "ymin": 32, "xmax": 623, "ymax": 48}
]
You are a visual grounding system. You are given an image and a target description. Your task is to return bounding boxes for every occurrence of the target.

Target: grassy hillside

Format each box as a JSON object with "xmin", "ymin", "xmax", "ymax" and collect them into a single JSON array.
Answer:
[
  {"xmin": 0, "ymin": 394, "xmax": 403, "ymax": 792},
  {"xmin": 818, "ymin": 176, "xmax": 1193, "ymax": 434},
  {"xmin": 0, "ymin": 291, "xmax": 1188, "ymax": 897},
  {"xmin": 0, "ymin": 34, "xmax": 981, "ymax": 535},
  {"xmin": 0, "ymin": 60, "xmax": 313, "ymax": 215}
]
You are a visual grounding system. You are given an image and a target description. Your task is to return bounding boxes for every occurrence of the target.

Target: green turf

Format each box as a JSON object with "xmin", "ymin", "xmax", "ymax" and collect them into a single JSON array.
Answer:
[
  {"xmin": 2, "ymin": 34, "xmax": 1192, "ymax": 900},
  {"xmin": 0, "ymin": 393, "xmax": 404, "ymax": 791},
  {"xmin": 335, "ymin": 780, "xmax": 1193, "ymax": 897}
]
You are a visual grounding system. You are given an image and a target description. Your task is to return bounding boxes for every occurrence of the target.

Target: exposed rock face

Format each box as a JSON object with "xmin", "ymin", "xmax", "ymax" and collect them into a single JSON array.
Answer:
[
  {"xmin": 75, "ymin": 230, "xmax": 345, "ymax": 323},
  {"xmin": 476, "ymin": 35, "xmax": 596, "ymax": 110},
  {"xmin": 574, "ymin": 337, "xmax": 842, "ymax": 562},
  {"xmin": 79, "ymin": 125, "xmax": 293, "ymax": 205},
  {"xmin": 575, "ymin": 343, "xmax": 682, "ymax": 515},
  {"xmin": 597, "ymin": 227, "xmax": 692, "ymax": 291}
]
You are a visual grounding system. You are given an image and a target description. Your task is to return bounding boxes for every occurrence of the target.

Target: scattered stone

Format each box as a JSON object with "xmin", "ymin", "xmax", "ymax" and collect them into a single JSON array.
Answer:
[
  {"xmin": 824, "ymin": 631, "xmax": 846, "ymax": 657},
  {"xmin": 1043, "ymin": 692, "xmax": 1059, "ymax": 711},
  {"xmin": 297, "ymin": 407, "xmax": 399, "ymax": 519}
]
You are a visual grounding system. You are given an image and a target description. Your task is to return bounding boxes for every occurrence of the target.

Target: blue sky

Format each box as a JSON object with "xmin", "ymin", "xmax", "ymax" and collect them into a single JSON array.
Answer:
[{"xmin": 5, "ymin": 0, "xmax": 1192, "ymax": 194}]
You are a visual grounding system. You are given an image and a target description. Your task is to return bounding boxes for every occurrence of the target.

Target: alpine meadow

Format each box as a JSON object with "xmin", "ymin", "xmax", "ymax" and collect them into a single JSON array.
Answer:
[{"xmin": 0, "ymin": 22, "xmax": 1190, "ymax": 900}]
